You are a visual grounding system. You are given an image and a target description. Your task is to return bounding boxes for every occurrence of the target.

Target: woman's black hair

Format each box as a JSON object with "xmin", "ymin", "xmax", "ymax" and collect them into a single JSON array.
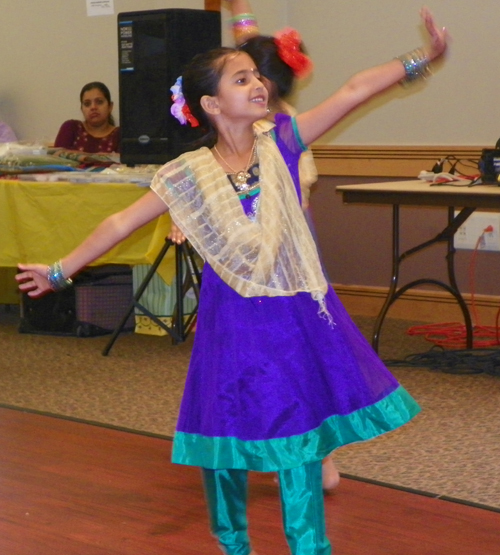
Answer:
[
  {"xmin": 238, "ymin": 35, "xmax": 295, "ymax": 101},
  {"xmin": 181, "ymin": 47, "xmax": 239, "ymax": 148},
  {"xmin": 79, "ymin": 81, "xmax": 116, "ymax": 126}
]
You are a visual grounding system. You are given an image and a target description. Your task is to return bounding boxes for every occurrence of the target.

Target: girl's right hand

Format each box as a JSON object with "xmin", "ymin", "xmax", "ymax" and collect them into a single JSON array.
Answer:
[{"xmin": 16, "ymin": 263, "xmax": 52, "ymax": 298}]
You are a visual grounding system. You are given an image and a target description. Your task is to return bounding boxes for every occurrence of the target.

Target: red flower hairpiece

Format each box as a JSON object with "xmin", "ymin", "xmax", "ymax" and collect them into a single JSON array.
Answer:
[
  {"xmin": 274, "ymin": 28, "xmax": 313, "ymax": 79},
  {"xmin": 181, "ymin": 104, "xmax": 199, "ymax": 128}
]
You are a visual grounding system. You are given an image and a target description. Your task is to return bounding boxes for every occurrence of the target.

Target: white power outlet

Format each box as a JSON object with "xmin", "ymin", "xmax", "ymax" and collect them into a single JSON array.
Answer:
[{"xmin": 454, "ymin": 211, "xmax": 500, "ymax": 251}]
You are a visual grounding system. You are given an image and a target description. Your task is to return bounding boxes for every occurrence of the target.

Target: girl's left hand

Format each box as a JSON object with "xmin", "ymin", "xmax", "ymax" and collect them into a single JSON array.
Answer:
[
  {"xmin": 16, "ymin": 263, "xmax": 52, "ymax": 298},
  {"xmin": 168, "ymin": 222, "xmax": 186, "ymax": 244},
  {"xmin": 421, "ymin": 6, "xmax": 449, "ymax": 62}
]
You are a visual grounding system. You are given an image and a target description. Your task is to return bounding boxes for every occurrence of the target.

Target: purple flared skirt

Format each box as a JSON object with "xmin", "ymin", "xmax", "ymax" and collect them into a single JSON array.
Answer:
[{"xmin": 171, "ymin": 264, "xmax": 420, "ymax": 471}]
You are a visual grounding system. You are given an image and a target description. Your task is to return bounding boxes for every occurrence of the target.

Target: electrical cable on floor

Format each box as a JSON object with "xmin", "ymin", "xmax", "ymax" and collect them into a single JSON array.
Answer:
[
  {"xmin": 384, "ymin": 225, "xmax": 500, "ymax": 375},
  {"xmin": 384, "ymin": 346, "xmax": 500, "ymax": 376},
  {"xmin": 407, "ymin": 227, "xmax": 500, "ymax": 349}
]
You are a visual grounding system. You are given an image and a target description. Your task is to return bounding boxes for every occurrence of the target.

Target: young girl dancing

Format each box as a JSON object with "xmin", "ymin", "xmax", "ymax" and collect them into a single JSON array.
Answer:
[
  {"xmin": 17, "ymin": 9, "xmax": 448, "ymax": 555},
  {"xmin": 170, "ymin": 0, "xmax": 337, "ymax": 488}
]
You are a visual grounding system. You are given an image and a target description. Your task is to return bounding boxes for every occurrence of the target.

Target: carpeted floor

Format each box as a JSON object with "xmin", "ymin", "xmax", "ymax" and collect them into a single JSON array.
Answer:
[{"xmin": 1, "ymin": 304, "xmax": 499, "ymax": 510}]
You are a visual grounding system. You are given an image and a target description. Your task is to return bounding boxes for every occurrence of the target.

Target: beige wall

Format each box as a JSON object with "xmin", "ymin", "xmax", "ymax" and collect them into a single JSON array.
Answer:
[
  {"xmin": 1, "ymin": 0, "xmax": 205, "ymax": 142},
  {"xmin": 288, "ymin": 0, "xmax": 500, "ymax": 147},
  {"xmin": 2, "ymin": 1, "xmax": 500, "ymax": 147}
]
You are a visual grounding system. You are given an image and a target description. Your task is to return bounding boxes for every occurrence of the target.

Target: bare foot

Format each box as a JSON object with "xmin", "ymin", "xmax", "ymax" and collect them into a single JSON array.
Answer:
[{"xmin": 322, "ymin": 457, "xmax": 340, "ymax": 491}]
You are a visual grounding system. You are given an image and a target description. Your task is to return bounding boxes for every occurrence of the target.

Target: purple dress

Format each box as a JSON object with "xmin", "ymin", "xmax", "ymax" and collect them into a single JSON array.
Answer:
[{"xmin": 171, "ymin": 115, "xmax": 419, "ymax": 471}]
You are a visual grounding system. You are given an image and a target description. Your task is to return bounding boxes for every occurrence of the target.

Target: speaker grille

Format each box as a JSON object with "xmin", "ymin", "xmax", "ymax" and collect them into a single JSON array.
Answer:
[{"xmin": 118, "ymin": 9, "xmax": 221, "ymax": 165}]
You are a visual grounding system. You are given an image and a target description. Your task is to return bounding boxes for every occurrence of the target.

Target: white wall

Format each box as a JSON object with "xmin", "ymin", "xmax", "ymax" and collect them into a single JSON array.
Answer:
[
  {"xmin": 288, "ymin": 0, "xmax": 500, "ymax": 146},
  {"xmin": 1, "ymin": 0, "xmax": 499, "ymax": 147}
]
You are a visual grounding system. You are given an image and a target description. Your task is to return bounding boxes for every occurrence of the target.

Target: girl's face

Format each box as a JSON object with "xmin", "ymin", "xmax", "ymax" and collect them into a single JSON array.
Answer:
[
  {"xmin": 80, "ymin": 88, "xmax": 113, "ymax": 128},
  {"xmin": 213, "ymin": 52, "xmax": 268, "ymax": 123}
]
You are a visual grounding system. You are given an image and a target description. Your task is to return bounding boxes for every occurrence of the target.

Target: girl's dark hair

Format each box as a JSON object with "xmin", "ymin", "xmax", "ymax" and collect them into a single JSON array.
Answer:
[
  {"xmin": 79, "ymin": 81, "xmax": 116, "ymax": 126},
  {"xmin": 238, "ymin": 35, "xmax": 295, "ymax": 101},
  {"xmin": 182, "ymin": 47, "xmax": 239, "ymax": 148}
]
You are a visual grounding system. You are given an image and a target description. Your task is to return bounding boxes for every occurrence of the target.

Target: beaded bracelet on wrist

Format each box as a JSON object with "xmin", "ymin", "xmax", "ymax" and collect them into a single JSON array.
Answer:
[
  {"xmin": 229, "ymin": 13, "xmax": 256, "ymax": 24},
  {"xmin": 47, "ymin": 260, "xmax": 73, "ymax": 292},
  {"xmin": 396, "ymin": 48, "xmax": 431, "ymax": 87}
]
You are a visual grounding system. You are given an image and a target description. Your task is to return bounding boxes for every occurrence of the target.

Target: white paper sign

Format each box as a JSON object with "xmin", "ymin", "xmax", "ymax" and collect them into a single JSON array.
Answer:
[{"xmin": 86, "ymin": 0, "xmax": 114, "ymax": 17}]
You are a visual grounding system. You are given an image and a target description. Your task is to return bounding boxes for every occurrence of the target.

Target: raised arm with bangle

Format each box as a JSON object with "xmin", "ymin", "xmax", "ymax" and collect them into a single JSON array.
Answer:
[{"xmin": 226, "ymin": 0, "xmax": 260, "ymax": 45}]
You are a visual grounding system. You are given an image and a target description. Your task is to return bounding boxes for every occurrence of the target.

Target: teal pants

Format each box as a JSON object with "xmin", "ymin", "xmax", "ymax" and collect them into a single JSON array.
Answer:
[{"xmin": 202, "ymin": 460, "xmax": 332, "ymax": 555}]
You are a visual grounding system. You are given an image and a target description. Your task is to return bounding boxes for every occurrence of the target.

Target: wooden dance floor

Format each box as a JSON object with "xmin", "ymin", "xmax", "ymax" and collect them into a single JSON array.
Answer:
[{"xmin": 0, "ymin": 406, "xmax": 498, "ymax": 555}]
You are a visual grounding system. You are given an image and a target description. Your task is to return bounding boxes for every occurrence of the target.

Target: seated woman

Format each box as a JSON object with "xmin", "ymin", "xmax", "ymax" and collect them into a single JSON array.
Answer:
[{"xmin": 54, "ymin": 82, "xmax": 120, "ymax": 154}]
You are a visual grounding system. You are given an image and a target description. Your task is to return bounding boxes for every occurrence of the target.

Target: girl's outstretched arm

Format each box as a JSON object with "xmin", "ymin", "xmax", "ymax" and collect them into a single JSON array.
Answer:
[
  {"xmin": 296, "ymin": 7, "xmax": 448, "ymax": 146},
  {"xmin": 16, "ymin": 190, "xmax": 168, "ymax": 298},
  {"xmin": 225, "ymin": 0, "xmax": 260, "ymax": 45}
]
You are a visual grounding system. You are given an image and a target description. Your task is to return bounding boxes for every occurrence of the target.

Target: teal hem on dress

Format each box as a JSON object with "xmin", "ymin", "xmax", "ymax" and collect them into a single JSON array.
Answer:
[{"xmin": 172, "ymin": 385, "xmax": 420, "ymax": 471}]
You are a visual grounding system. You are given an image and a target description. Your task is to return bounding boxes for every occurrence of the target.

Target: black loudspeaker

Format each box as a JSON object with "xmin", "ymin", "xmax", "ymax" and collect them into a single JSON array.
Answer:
[{"xmin": 118, "ymin": 9, "xmax": 221, "ymax": 165}]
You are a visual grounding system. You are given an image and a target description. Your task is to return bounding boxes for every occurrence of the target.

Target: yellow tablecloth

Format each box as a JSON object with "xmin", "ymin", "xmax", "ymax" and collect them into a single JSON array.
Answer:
[{"xmin": 0, "ymin": 178, "xmax": 174, "ymax": 304}]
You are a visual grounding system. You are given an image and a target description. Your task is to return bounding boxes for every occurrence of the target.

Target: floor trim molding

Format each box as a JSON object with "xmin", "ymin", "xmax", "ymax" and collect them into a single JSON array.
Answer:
[{"xmin": 335, "ymin": 284, "xmax": 500, "ymax": 324}]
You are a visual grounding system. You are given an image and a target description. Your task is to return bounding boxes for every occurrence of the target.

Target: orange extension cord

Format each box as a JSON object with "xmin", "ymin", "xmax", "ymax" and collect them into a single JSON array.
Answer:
[{"xmin": 406, "ymin": 227, "xmax": 500, "ymax": 349}]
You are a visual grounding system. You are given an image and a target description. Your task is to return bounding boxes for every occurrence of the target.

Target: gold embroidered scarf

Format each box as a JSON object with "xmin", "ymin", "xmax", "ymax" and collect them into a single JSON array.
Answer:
[{"xmin": 150, "ymin": 133, "xmax": 328, "ymax": 304}]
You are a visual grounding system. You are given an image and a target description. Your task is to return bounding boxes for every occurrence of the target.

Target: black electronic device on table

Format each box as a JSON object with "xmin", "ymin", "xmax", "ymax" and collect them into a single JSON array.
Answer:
[{"xmin": 478, "ymin": 137, "xmax": 500, "ymax": 184}]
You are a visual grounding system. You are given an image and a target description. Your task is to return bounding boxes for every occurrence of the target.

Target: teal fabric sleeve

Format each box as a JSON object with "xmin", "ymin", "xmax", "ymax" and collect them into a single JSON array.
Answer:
[
  {"xmin": 278, "ymin": 461, "xmax": 332, "ymax": 555},
  {"xmin": 290, "ymin": 116, "xmax": 307, "ymax": 152},
  {"xmin": 202, "ymin": 468, "xmax": 251, "ymax": 555}
]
